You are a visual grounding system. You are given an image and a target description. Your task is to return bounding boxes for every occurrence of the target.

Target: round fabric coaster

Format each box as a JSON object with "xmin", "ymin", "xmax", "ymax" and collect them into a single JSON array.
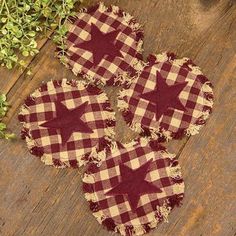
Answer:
[
  {"xmin": 83, "ymin": 139, "xmax": 184, "ymax": 235},
  {"xmin": 18, "ymin": 79, "xmax": 116, "ymax": 168},
  {"xmin": 58, "ymin": 2, "xmax": 144, "ymax": 87},
  {"xmin": 118, "ymin": 52, "xmax": 214, "ymax": 142}
]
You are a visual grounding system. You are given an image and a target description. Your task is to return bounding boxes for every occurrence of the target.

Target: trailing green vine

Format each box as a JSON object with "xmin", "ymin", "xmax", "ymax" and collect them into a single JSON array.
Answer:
[
  {"xmin": 0, "ymin": 94, "xmax": 15, "ymax": 139},
  {"xmin": 0, "ymin": 0, "xmax": 81, "ymax": 71},
  {"xmin": 0, "ymin": 0, "xmax": 83, "ymax": 139}
]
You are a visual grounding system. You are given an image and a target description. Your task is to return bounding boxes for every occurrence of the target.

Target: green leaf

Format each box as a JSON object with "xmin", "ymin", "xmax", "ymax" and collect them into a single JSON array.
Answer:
[
  {"xmin": 1, "ymin": 18, "xmax": 7, "ymax": 23},
  {"xmin": 0, "ymin": 0, "xmax": 81, "ymax": 71},
  {"xmin": 6, "ymin": 61, "xmax": 13, "ymax": 69},
  {"xmin": 2, "ymin": 29, "xmax": 8, "ymax": 35},
  {"xmin": 24, "ymin": 4, "xmax": 31, "ymax": 11},
  {"xmin": 28, "ymin": 31, "xmax": 36, "ymax": 37},
  {"xmin": 22, "ymin": 51, "xmax": 29, "ymax": 57},
  {"xmin": 26, "ymin": 69, "xmax": 32, "ymax": 76},
  {"xmin": 0, "ymin": 94, "xmax": 7, "ymax": 102},
  {"xmin": 0, "ymin": 123, "xmax": 7, "ymax": 131},
  {"xmin": 4, "ymin": 133, "xmax": 16, "ymax": 140}
]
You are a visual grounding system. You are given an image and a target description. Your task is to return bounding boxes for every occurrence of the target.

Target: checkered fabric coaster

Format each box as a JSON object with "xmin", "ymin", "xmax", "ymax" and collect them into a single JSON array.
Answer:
[
  {"xmin": 18, "ymin": 79, "xmax": 116, "ymax": 168},
  {"xmin": 58, "ymin": 2, "xmax": 144, "ymax": 87},
  {"xmin": 118, "ymin": 52, "xmax": 214, "ymax": 142},
  {"xmin": 83, "ymin": 139, "xmax": 184, "ymax": 236}
]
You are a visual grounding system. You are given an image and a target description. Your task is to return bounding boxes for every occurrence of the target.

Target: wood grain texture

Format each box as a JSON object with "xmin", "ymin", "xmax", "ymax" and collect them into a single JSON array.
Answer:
[{"xmin": 0, "ymin": 0, "xmax": 236, "ymax": 236}]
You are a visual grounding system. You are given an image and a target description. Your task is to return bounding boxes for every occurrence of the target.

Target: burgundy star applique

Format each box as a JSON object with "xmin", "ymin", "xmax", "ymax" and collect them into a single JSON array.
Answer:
[
  {"xmin": 105, "ymin": 159, "xmax": 162, "ymax": 212},
  {"xmin": 74, "ymin": 23, "xmax": 124, "ymax": 66},
  {"xmin": 40, "ymin": 101, "xmax": 93, "ymax": 145},
  {"xmin": 140, "ymin": 72, "xmax": 188, "ymax": 121}
]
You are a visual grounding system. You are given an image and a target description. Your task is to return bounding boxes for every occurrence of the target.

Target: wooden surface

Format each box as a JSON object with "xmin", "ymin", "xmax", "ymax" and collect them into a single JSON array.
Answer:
[{"xmin": 0, "ymin": 0, "xmax": 236, "ymax": 235}]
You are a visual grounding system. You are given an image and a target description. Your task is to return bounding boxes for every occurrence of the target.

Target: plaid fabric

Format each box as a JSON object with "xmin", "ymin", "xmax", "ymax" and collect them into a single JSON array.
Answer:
[
  {"xmin": 118, "ymin": 52, "xmax": 214, "ymax": 141},
  {"xmin": 18, "ymin": 79, "xmax": 116, "ymax": 168},
  {"xmin": 61, "ymin": 2, "xmax": 143, "ymax": 87},
  {"xmin": 83, "ymin": 139, "xmax": 184, "ymax": 235}
]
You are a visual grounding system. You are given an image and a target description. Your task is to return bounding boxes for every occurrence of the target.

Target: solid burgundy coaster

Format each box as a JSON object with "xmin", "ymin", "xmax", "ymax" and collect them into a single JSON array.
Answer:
[
  {"xmin": 118, "ymin": 52, "xmax": 214, "ymax": 142},
  {"xmin": 83, "ymin": 139, "xmax": 184, "ymax": 235},
  {"xmin": 58, "ymin": 2, "xmax": 144, "ymax": 87},
  {"xmin": 18, "ymin": 79, "xmax": 116, "ymax": 168}
]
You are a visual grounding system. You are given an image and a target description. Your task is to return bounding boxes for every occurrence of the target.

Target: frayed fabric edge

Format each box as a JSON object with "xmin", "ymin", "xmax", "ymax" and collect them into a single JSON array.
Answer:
[
  {"xmin": 117, "ymin": 52, "xmax": 214, "ymax": 141},
  {"xmin": 18, "ymin": 78, "xmax": 116, "ymax": 168},
  {"xmin": 73, "ymin": 2, "xmax": 144, "ymax": 38},
  {"xmin": 82, "ymin": 142, "xmax": 184, "ymax": 236},
  {"xmin": 56, "ymin": 2, "xmax": 144, "ymax": 87}
]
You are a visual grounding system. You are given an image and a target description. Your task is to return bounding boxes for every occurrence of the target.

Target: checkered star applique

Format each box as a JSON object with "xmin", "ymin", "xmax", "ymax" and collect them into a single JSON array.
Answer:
[
  {"xmin": 118, "ymin": 52, "xmax": 214, "ymax": 142},
  {"xmin": 18, "ymin": 79, "xmax": 116, "ymax": 168},
  {"xmin": 83, "ymin": 139, "xmax": 184, "ymax": 235},
  {"xmin": 58, "ymin": 2, "xmax": 144, "ymax": 87}
]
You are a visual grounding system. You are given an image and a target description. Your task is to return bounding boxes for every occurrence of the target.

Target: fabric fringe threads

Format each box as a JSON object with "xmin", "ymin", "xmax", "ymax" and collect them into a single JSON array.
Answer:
[
  {"xmin": 118, "ymin": 52, "xmax": 214, "ymax": 142},
  {"xmin": 57, "ymin": 2, "xmax": 144, "ymax": 87},
  {"xmin": 82, "ymin": 140, "xmax": 185, "ymax": 236},
  {"xmin": 18, "ymin": 79, "xmax": 116, "ymax": 168}
]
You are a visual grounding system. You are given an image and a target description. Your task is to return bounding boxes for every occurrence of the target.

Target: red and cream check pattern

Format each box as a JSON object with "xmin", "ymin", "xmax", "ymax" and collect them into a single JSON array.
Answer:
[
  {"xmin": 18, "ymin": 79, "xmax": 116, "ymax": 168},
  {"xmin": 83, "ymin": 139, "xmax": 184, "ymax": 235},
  {"xmin": 118, "ymin": 52, "xmax": 214, "ymax": 142},
  {"xmin": 60, "ymin": 2, "xmax": 144, "ymax": 87}
]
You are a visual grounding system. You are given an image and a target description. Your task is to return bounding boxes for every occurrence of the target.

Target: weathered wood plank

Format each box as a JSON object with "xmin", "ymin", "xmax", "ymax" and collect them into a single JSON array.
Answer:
[
  {"xmin": 0, "ymin": 0, "xmax": 235, "ymax": 236},
  {"xmin": 0, "ymin": 34, "xmax": 53, "ymax": 95}
]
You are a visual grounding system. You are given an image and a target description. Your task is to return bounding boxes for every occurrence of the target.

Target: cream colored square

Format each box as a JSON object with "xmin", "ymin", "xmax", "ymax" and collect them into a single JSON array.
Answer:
[
  {"xmin": 79, "ymin": 30, "xmax": 90, "ymax": 40},
  {"xmin": 72, "ymin": 132, "xmax": 83, "ymax": 141},
  {"xmin": 99, "ymin": 169, "xmax": 110, "ymax": 180},
  {"xmin": 124, "ymin": 200, "xmax": 132, "ymax": 212},
  {"xmin": 59, "ymin": 151, "xmax": 69, "ymax": 161},
  {"xmin": 135, "ymin": 106, "xmax": 146, "ymax": 117},
  {"xmin": 100, "ymin": 24, "xmax": 110, "ymax": 33},
  {"xmin": 114, "ymin": 165, "xmax": 121, "ymax": 175},
  {"xmin": 107, "ymin": 63, "xmax": 118, "ymax": 74},
  {"xmin": 167, "ymin": 72, "xmax": 177, "ymax": 82},
  {"xmin": 170, "ymin": 117, "xmax": 181, "ymax": 127},
  {"xmin": 145, "ymin": 79, "xmax": 156, "ymax": 91},
  {"xmin": 157, "ymin": 190, "xmax": 167, "ymax": 199},
  {"xmin": 180, "ymin": 90, "xmax": 189, "ymax": 100},
  {"xmin": 108, "ymin": 205, "xmax": 120, "ymax": 217},
  {"xmin": 81, "ymin": 51, "xmax": 92, "ymax": 60},
  {"xmin": 196, "ymin": 95, "xmax": 205, "ymax": 106},
  {"xmin": 139, "ymin": 194, "xmax": 150, "ymax": 206},
  {"xmin": 130, "ymin": 158, "xmax": 140, "ymax": 169},
  {"xmin": 36, "ymin": 103, "xmax": 47, "ymax": 113},
  {"xmin": 73, "ymin": 63, "xmax": 82, "ymax": 74},
  {"xmin": 75, "ymin": 146, "xmax": 87, "ymax": 157},
  {"xmin": 148, "ymin": 169, "xmax": 161, "ymax": 182},
  {"xmin": 124, "ymin": 36, "xmax": 134, "ymax": 47},
  {"xmin": 145, "ymin": 152, "xmax": 156, "ymax": 162},
  {"xmin": 130, "ymin": 217, "xmax": 142, "ymax": 225},
  {"xmin": 83, "ymin": 111, "xmax": 95, "ymax": 122},
  {"xmin": 40, "ymin": 136, "xmax": 51, "ymax": 146},
  {"xmin": 185, "ymin": 78, "xmax": 194, "ymax": 87},
  {"xmin": 192, "ymin": 109, "xmax": 200, "ymax": 118},
  {"xmin": 87, "ymin": 70, "xmax": 96, "ymax": 79},
  {"xmin": 88, "ymin": 16, "xmax": 98, "ymax": 25},
  {"xmin": 146, "ymin": 211, "xmax": 156, "ymax": 222},
  {"xmin": 47, "ymin": 88, "xmax": 58, "ymax": 96},
  {"xmin": 88, "ymin": 129, "xmax": 99, "ymax": 139},
  {"xmin": 64, "ymin": 99, "xmax": 76, "ymax": 109},
  {"xmin": 150, "ymin": 66, "xmax": 158, "ymax": 76}
]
